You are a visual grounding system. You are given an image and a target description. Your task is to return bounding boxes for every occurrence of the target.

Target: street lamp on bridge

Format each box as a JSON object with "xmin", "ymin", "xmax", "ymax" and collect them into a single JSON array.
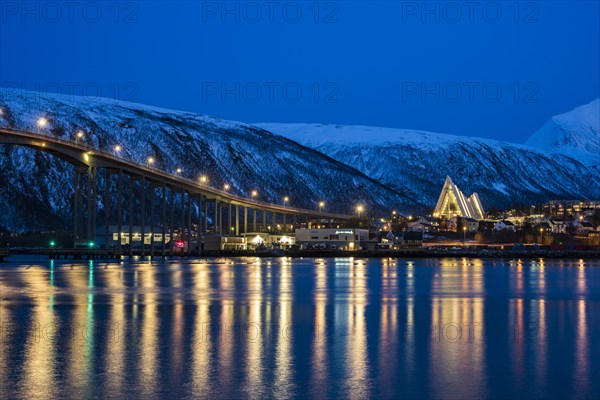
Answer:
[
  {"xmin": 114, "ymin": 144, "xmax": 122, "ymax": 153},
  {"xmin": 37, "ymin": 117, "xmax": 48, "ymax": 130},
  {"xmin": 200, "ymin": 175, "xmax": 208, "ymax": 184},
  {"xmin": 283, "ymin": 196, "xmax": 289, "ymax": 206},
  {"xmin": 224, "ymin": 183, "xmax": 231, "ymax": 191},
  {"xmin": 76, "ymin": 131, "xmax": 84, "ymax": 143},
  {"xmin": 176, "ymin": 167, "xmax": 182, "ymax": 174},
  {"xmin": 319, "ymin": 201, "xmax": 325, "ymax": 213},
  {"xmin": 356, "ymin": 204, "xmax": 364, "ymax": 218},
  {"xmin": 251, "ymin": 190, "xmax": 258, "ymax": 200},
  {"xmin": 147, "ymin": 156, "xmax": 155, "ymax": 167}
]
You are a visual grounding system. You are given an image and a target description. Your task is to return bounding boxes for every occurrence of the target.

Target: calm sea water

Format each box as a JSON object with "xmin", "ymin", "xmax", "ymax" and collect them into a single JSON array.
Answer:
[{"xmin": 0, "ymin": 256, "xmax": 598, "ymax": 399}]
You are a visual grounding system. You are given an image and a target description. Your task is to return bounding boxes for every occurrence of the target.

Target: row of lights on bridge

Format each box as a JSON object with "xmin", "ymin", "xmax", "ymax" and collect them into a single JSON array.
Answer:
[{"xmin": 33, "ymin": 116, "xmax": 367, "ymax": 215}]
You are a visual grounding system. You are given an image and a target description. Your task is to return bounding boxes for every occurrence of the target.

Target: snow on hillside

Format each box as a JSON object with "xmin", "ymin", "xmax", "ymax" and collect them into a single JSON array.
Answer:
[
  {"xmin": 525, "ymin": 99, "xmax": 600, "ymax": 163},
  {"xmin": 256, "ymin": 122, "xmax": 600, "ymax": 210},
  {"xmin": 0, "ymin": 89, "xmax": 414, "ymax": 231}
]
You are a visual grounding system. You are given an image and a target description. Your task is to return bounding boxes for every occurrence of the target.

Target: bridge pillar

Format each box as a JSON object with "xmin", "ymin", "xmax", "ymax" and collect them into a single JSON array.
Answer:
[
  {"xmin": 140, "ymin": 176, "xmax": 146, "ymax": 258},
  {"xmin": 262, "ymin": 209, "xmax": 266, "ymax": 232},
  {"xmin": 91, "ymin": 167, "xmax": 97, "ymax": 245},
  {"xmin": 283, "ymin": 213, "xmax": 287, "ymax": 232},
  {"xmin": 104, "ymin": 169, "xmax": 111, "ymax": 249},
  {"xmin": 150, "ymin": 183, "xmax": 155, "ymax": 258},
  {"xmin": 228, "ymin": 203, "xmax": 232, "ymax": 235},
  {"xmin": 180, "ymin": 190, "xmax": 185, "ymax": 256},
  {"xmin": 161, "ymin": 183, "xmax": 167, "ymax": 258},
  {"xmin": 117, "ymin": 169, "xmax": 123, "ymax": 252},
  {"xmin": 169, "ymin": 187, "xmax": 175, "ymax": 255},
  {"xmin": 213, "ymin": 199, "xmax": 218, "ymax": 234},
  {"xmin": 128, "ymin": 175, "xmax": 134, "ymax": 257},
  {"xmin": 219, "ymin": 202, "xmax": 223, "ymax": 235},
  {"xmin": 235, "ymin": 204, "xmax": 239, "ymax": 235},
  {"xmin": 186, "ymin": 192, "xmax": 192, "ymax": 256},
  {"xmin": 197, "ymin": 195, "xmax": 202, "ymax": 255},
  {"xmin": 204, "ymin": 196, "xmax": 208, "ymax": 234},
  {"xmin": 253, "ymin": 208, "xmax": 257, "ymax": 232},
  {"xmin": 86, "ymin": 167, "xmax": 95, "ymax": 244},
  {"xmin": 73, "ymin": 169, "xmax": 81, "ymax": 246}
]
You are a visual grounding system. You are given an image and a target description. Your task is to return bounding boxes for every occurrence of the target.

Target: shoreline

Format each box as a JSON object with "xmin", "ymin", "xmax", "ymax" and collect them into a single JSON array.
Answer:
[{"xmin": 2, "ymin": 249, "xmax": 600, "ymax": 261}]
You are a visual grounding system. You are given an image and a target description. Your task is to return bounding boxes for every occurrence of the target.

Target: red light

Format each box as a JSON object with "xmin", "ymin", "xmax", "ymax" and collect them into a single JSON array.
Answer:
[{"xmin": 176, "ymin": 240, "xmax": 184, "ymax": 248}]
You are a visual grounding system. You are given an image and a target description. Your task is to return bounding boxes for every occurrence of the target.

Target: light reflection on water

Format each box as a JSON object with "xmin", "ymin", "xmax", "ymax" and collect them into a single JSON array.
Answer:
[{"xmin": 1, "ymin": 256, "xmax": 599, "ymax": 399}]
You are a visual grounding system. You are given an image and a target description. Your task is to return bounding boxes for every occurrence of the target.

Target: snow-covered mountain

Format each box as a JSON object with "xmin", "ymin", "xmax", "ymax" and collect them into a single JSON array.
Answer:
[
  {"xmin": 0, "ymin": 89, "xmax": 416, "ymax": 231},
  {"xmin": 257, "ymin": 118, "xmax": 600, "ymax": 211},
  {"xmin": 525, "ymin": 99, "xmax": 600, "ymax": 164}
]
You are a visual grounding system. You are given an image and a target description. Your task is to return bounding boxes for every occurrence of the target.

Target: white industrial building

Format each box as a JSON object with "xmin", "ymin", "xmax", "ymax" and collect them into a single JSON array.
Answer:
[
  {"xmin": 295, "ymin": 228, "xmax": 369, "ymax": 250},
  {"xmin": 95, "ymin": 225, "xmax": 172, "ymax": 247}
]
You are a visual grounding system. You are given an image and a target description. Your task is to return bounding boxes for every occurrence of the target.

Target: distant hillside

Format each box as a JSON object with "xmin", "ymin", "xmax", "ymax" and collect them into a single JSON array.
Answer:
[{"xmin": 257, "ymin": 121, "xmax": 600, "ymax": 211}]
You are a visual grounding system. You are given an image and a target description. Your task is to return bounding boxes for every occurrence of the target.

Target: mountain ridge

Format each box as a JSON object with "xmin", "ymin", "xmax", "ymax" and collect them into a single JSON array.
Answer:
[{"xmin": 0, "ymin": 88, "xmax": 417, "ymax": 231}]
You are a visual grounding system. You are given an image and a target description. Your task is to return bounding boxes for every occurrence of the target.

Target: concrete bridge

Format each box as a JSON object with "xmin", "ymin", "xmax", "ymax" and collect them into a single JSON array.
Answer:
[{"xmin": 0, "ymin": 127, "xmax": 355, "ymax": 256}]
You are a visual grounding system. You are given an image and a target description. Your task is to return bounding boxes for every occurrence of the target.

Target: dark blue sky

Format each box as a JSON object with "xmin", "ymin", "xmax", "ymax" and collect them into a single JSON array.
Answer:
[{"xmin": 1, "ymin": 1, "xmax": 598, "ymax": 142}]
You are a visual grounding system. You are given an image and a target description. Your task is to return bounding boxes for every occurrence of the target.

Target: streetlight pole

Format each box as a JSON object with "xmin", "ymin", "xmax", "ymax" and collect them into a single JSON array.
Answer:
[
  {"xmin": 463, "ymin": 226, "xmax": 467, "ymax": 243},
  {"xmin": 319, "ymin": 201, "xmax": 325, "ymax": 213}
]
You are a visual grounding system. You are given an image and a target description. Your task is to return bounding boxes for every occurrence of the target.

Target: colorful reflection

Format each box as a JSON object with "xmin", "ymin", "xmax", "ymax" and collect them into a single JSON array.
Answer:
[{"xmin": 0, "ymin": 257, "xmax": 598, "ymax": 399}]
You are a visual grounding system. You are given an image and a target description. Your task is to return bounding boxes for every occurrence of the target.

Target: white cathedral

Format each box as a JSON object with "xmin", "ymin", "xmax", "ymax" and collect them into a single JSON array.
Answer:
[{"xmin": 433, "ymin": 176, "xmax": 485, "ymax": 220}]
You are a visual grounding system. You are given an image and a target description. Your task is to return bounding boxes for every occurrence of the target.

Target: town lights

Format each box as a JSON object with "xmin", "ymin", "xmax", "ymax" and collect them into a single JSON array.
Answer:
[{"xmin": 37, "ymin": 117, "xmax": 48, "ymax": 128}]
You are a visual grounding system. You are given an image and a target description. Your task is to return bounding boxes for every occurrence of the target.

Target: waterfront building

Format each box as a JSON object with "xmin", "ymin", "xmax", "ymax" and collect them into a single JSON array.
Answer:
[
  {"xmin": 95, "ymin": 225, "xmax": 172, "ymax": 248},
  {"xmin": 242, "ymin": 232, "xmax": 295, "ymax": 250},
  {"xmin": 295, "ymin": 228, "xmax": 369, "ymax": 250}
]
